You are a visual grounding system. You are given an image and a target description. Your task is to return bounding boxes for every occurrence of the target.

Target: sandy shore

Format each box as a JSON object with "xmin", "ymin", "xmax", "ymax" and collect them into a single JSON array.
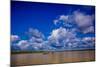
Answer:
[{"xmin": 11, "ymin": 50, "xmax": 95, "ymax": 66}]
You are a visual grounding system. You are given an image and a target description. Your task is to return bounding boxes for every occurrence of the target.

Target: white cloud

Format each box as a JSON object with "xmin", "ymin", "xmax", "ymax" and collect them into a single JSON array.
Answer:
[
  {"xmin": 53, "ymin": 15, "xmax": 69, "ymax": 25},
  {"xmin": 54, "ymin": 19, "xmax": 59, "ymax": 25},
  {"xmin": 48, "ymin": 27, "xmax": 76, "ymax": 40},
  {"xmin": 82, "ymin": 26, "xmax": 95, "ymax": 33},
  {"xmin": 82, "ymin": 37, "xmax": 95, "ymax": 42},
  {"xmin": 53, "ymin": 10, "xmax": 95, "ymax": 34},
  {"xmin": 48, "ymin": 27, "xmax": 78, "ymax": 47},
  {"xmin": 59, "ymin": 15, "xmax": 69, "ymax": 21},
  {"xmin": 82, "ymin": 37, "xmax": 95, "ymax": 47},
  {"xmin": 30, "ymin": 42, "xmax": 43, "ymax": 50},
  {"xmin": 47, "ymin": 26, "xmax": 95, "ymax": 49},
  {"xmin": 11, "ymin": 26, "xmax": 95, "ymax": 50},
  {"xmin": 16, "ymin": 39, "xmax": 44, "ymax": 50},
  {"xmin": 11, "ymin": 10, "xmax": 95, "ymax": 51},
  {"xmin": 17, "ymin": 40, "xmax": 29, "ymax": 50},
  {"xmin": 26, "ymin": 28, "xmax": 46, "ymax": 50},
  {"xmin": 48, "ymin": 27, "xmax": 66, "ymax": 39},
  {"xmin": 11, "ymin": 35, "xmax": 20, "ymax": 42},
  {"xmin": 74, "ymin": 11, "xmax": 95, "ymax": 33},
  {"xmin": 27, "ymin": 28, "xmax": 45, "ymax": 38},
  {"xmin": 11, "ymin": 28, "xmax": 46, "ymax": 51},
  {"xmin": 29, "ymin": 37, "xmax": 43, "ymax": 43},
  {"xmin": 73, "ymin": 11, "xmax": 94, "ymax": 28}
]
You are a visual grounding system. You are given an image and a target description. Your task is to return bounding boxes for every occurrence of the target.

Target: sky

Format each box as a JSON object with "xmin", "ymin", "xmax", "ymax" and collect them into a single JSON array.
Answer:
[{"xmin": 11, "ymin": 1, "xmax": 95, "ymax": 51}]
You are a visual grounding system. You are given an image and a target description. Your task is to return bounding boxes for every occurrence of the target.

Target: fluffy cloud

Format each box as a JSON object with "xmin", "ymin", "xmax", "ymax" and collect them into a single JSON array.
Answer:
[
  {"xmin": 11, "ymin": 10, "xmax": 95, "ymax": 51},
  {"xmin": 80, "ymin": 37, "xmax": 95, "ymax": 48},
  {"xmin": 73, "ymin": 11, "xmax": 95, "ymax": 33},
  {"xmin": 82, "ymin": 37, "xmax": 95, "ymax": 41},
  {"xmin": 54, "ymin": 15, "xmax": 68, "ymax": 25},
  {"xmin": 11, "ymin": 35, "xmax": 20, "ymax": 42},
  {"xmin": 73, "ymin": 11, "xmax": 94, "ymax": 28},
  {"xmin": 47, "ymin": 26, "xmax": 95, "ymax": 50},
  {"xmin": 48, "ymin": 27, "xmax": 67, "ymax": 40},
  {"xmin": 17, "ymin": 40, "xmax": 29, "ymax": 50},
  {"xmin": 48, "ymin": 27, "xmax": 79, "ymax": 48},
  {"xmin": 27, "ymin": 28, "xmax": 45, "ymax": 38},
  {"xmin": 27, "ymin": 28, "xmax": 45, "ymax": 50},
  {"xmin": 82, "ymin": 26, "xmax": 95, "ymax": 33},
  {"xmin": 48, "ymin": 27, "xmax": 67, "ymax": 47},
  {"xmin": 54, "ymin": 19, "xmax": 59, "ymax": 25},
  {"xmin": 53, "ymin": 15, "xmax": 74, "ymax": 28},
  {"xmin": 11, "ymin": 27, "xmax": 95, "ymax": 51},
  {"xmin": 59, "ymin": 15, "xmax": 69, "ymax": 22},
  {"xmin": 11, "ymin": 28, "xmax": 46, "ymax": 51},
  {"xmin": 53, "ymin": 10, "xmax": 95, "ymax": 34},
  {"xmin": 29, "ymin": 37, "xmax": 44, "ymax": 43},
  {"xmin": 29, "ymin": 38, "xmax": 44, "ymax": 50},
  {"xmin": 48, "ymin": 27, "xmax": 76, "ymax": 40}
]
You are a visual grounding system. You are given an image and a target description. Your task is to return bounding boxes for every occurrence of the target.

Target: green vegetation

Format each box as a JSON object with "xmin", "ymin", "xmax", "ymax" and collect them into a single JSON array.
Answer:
[
  {"xmin": 11, "ymin": 49, "xmax": 95, "ymax": 54},
  {"xmin": 11, "ymin": 51, "xmax": 49, "ymax": 54}
]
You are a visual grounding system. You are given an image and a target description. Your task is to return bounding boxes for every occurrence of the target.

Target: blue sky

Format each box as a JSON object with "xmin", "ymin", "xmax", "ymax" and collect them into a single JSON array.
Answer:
[{"xmin": 11, "ymin": 1, "xmax": 95, "ymax": 51}]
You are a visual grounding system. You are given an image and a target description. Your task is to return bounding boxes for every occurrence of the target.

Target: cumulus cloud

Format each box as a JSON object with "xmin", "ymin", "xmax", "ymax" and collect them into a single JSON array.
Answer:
[
  {"xmin": 82, "ymin": 26, "xmax": 95, "ymax": 33},
  {"xmin": 11, "ymin": 10, "xmax": 95, "ymax": 51},
  {"xmin": 53, "ymin": 15, "xmax": 74, "ymax": 28},
  {"xmin": 48, "ymin": 27, "xmax": 79, "ymax": 49},
  {"xmin": 83, "ymin": 37, "xmax": 95, "ymax": 41},
  {"xmin": 48, "ymin": 27, "xmax": 76, "ymax": 40},
  {"xmin": 73, "ymin": 11, "xmax": 94, "ymax": 28},
  {"xmin": 17, "ymin": 40, "xmax": 29, "ymax": 50},
  {"xmin": 11, "ymin": 28, "xmax": 46, "ymax": 51},
  {"xmin": 48, "ymin": 27, "xmax": 67, "ymax": 40},
  {"xmin": 48, "ymin": 27, "xmax": 66, "ymax": 47},
  {"xmin": 53, "ymin": 10, "xmax": 95, "ymax": 34},
  {"xmin": 11, "ymin": 26, "xmax": 95, "ymax": 51},
  {"xmin": 54, "ymin": 15, "xmax": 68, "ymax": 25},
  {"xmin": 27, "ymin": 28, "xmax": 45, "ymax": 39},
  {"xmin": 16, "ymin": 39, "xmax": 44, "ymax": 51},
  {"xmin": 81, "ymin": 36, "xmax": 95, "ymax": 48},
  {"xmin": 47, "ymin": 26, "xmax": 95, "ymax": 50},
  {"xmin": 27, "ymin": 28, "xmax": 45, "ymax": 50},
  {"xmin": 11, "ymin": 35, "xmax": 20, "ymax": 42},
  {"xmin": 59, "ymin": 15, "xmax": 69, "ymax": 21},
  {"xmin": 29, "ymin": 38, "xmax": 44, "ymax": 50},
  {"xmin": 73, "ymin": 11, "xmax": 95, "ymax": 33},
  {"xmin": 29, "ymin": 37, "xmax": 44, "ymax": 43},
  {"xmin": 54, "ymin": 19, "xmax": 60, "ymax": 25}
]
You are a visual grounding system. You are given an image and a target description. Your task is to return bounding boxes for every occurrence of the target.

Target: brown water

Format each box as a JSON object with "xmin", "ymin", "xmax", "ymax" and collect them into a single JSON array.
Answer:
[{"xmin": 11, "ymin": 50, "xmax": 95, "ymax": 66}]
